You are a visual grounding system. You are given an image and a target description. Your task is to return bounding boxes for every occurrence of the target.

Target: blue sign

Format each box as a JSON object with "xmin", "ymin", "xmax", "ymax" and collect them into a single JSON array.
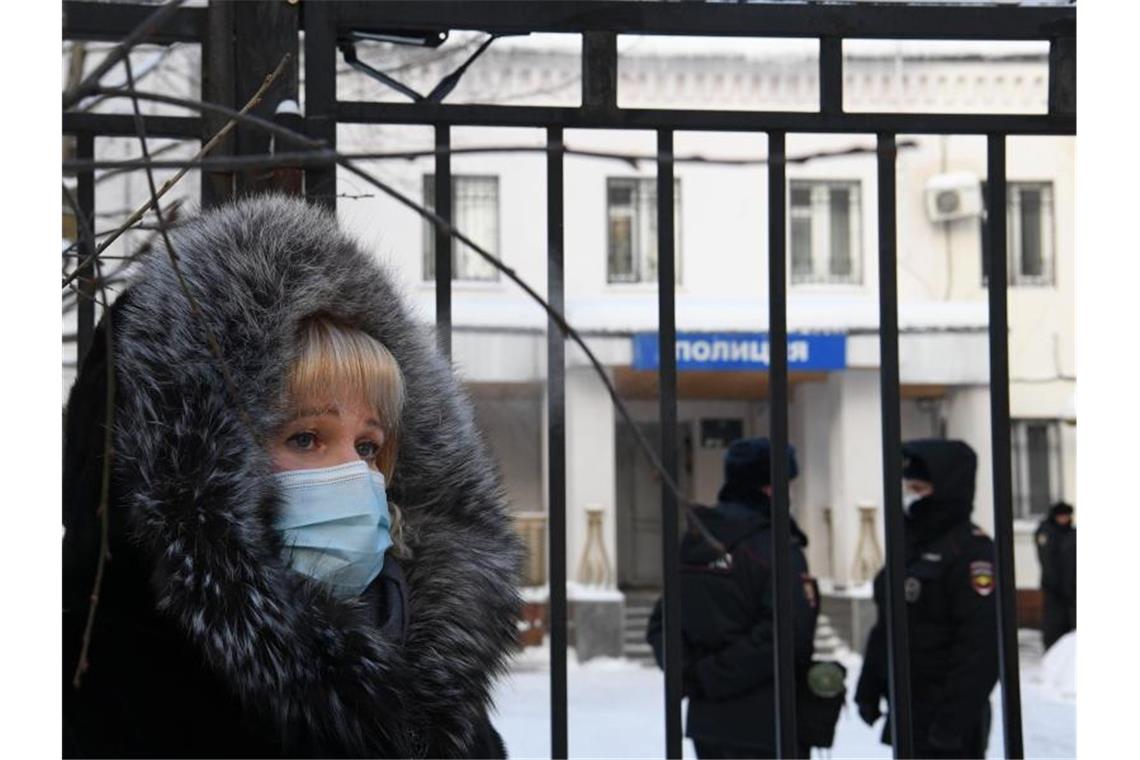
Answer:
[{"xmin": 632, "ymin": 332, "xmax": 846, "ymax": 372}]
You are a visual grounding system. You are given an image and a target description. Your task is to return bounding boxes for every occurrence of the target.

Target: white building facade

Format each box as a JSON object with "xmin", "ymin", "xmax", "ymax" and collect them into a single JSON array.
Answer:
[{"xmin": 332, "ymin": 40, "xmax": 1074, "ymax": 604}]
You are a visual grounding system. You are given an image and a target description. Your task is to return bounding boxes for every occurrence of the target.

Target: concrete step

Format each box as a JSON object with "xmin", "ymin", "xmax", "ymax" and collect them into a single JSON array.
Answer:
[{"xmin": 623, "ymin": 643, "xmax": 656, "ymax": 660}]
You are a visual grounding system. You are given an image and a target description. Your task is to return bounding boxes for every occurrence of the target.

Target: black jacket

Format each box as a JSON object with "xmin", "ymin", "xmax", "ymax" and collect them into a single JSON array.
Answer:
[
  {"xmin": 645, "ymin": 485, "xmax": 817, "ymax": 751},
  {"xmin": 63, "ymin": 196, "xmax": 523, "ymax": 758},
  {"xmin": 1035, "ymin": 518, "xmax": 1076, "ymax": 602},
  {"xmin": 854, "ymin": 440, "xmax": 999, "ymax": 750}
]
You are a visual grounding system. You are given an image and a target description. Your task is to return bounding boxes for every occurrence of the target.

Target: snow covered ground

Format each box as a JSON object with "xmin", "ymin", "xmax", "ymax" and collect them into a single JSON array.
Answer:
[{"xmin": 491, "ymin": 632, "xmax": 1075, "ymax": 759}]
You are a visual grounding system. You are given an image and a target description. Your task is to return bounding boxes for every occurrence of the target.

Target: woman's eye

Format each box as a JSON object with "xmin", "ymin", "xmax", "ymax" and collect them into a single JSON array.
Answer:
[
  {"xmin": 288, "ymin": 432, "xmax": 318, "ymax": 450},
  {"xmin": 355, "ymin": 440, "xmax": 380, "ymax": 459}
]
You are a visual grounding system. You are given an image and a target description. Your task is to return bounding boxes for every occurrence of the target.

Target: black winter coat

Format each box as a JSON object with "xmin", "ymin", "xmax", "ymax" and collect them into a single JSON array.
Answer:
[
  {"xmin": 1035, "ymin": 518, "xmax": 1076, "ymax": 602},
  {"xmin": 62, "ymin": 196, "xmax": 523, "ymax": 758},
  {"xmin": 854, "ymin": 440, "xmax": 999, "ymax": 754},
  {"xmin": 645, "ymin": 486, "xmax": 817, "ymax": 753}
]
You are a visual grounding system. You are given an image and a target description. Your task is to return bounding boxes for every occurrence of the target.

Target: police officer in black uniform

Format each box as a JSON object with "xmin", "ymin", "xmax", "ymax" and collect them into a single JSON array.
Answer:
[
  {"xmin": 854, "ymin": 439, "xmax": 999, "ymax": 759},
  {"xmin": 646, "ymin": 438, "xmax": 817, "ymax": 759},
  {"xmin": 1035, "ymin": 501, "xmax": 1076, "ymax": 650}
]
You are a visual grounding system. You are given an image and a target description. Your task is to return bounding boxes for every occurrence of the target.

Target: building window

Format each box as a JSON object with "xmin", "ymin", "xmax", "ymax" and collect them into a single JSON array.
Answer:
[
  {"xmin": 606, "ymin": 177, "xmax": 682, "ymax": 284},
  {"xmin": 1011, "ymin": 419, "xmax": 1064, "ymax": 519},
  {"xmin": 981, "ymin": 181, "xmax": 1055, "ymax": 287},
  {"xmin": 789, "ymin": 180, "xmax": 863, "ymax": 285},
  {"xmin": 423, "ymin": 175, "xmax": 500, "ymax": 282}
]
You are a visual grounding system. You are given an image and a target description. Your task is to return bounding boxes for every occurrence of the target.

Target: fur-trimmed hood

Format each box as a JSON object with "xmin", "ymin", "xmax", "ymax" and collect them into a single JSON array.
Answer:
[{"xmin": 68, "ymin": 195, "xmax": 524, "ymax": 756}]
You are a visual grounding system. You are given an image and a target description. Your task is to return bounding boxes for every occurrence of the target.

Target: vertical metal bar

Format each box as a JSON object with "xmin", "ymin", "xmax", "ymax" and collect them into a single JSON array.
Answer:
[
  {"xmin": 986, "ymin": 133, "xmax": 1026, "ymax": 759},
  {"xmin": 76, "ymin": 132, "xmax": 96, "ymax": 367},
  {"xmin": 201, "ymin": 0, "xmax": 234, "ymax": 208},
  {"xmin": 656, "ymin": 128, "xmax": 683, "ymax": 760},
  {"xmin": 232, "ymin": 0, "xmax": 299, "ymax": 197},
  {"xmin": 302, "ymin": 0, "xmax": 336, "ymax": 211},
  {"xmin": 434, "ymin": 125, "xmax": 453, "ymax": 359},
  {"xmin": 546, "ymin": 126, "xmax": 569, "ymax": 760},
  {"xmin": 1048, "ymin": 36, "xmax": 1077, "ymax": 118},
  {"xmin": 877, "ymin": 132, "xmax": 915, "ymax": 759},
  {"xmin": 820, "ymin": 37, "xmax": 844, "ymax": 115},
  {"xmin": 582, "ymin": 32, "xmax": 618, "ymax": 110},
  {"xmin": 766, "ymin": 130, "xmax": 798, "ymax": 759}
]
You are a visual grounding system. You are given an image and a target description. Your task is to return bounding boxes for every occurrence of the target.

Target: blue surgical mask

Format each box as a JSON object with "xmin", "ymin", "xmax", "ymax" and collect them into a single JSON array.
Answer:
[{"xmin": 272, "ymin": 461, "xmax": 392, "ymax": 599}]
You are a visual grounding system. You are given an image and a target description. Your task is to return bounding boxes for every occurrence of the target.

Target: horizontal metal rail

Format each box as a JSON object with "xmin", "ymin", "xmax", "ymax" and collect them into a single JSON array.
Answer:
[
  {"xmin": 63, "ymin": 0, "xmax": 205, "ymax": 44},
  {"xmin": 333, "ymin": 1, "xmax": 1073, "ymax": 41},
  {"xmin": 62, "ymin": 113, "xmax": 202, "ymax": 139},
  {"xmin": 337, "ymin": 102, "xmax": 1076, "ymax": 136}
]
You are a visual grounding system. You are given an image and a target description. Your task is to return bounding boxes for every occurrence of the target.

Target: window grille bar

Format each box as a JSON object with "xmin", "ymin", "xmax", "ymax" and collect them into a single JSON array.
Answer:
[
  {"xmin": 876, "ymin": 132, "xmax": 915, "ymax": 759},
  {"xmin": 434, "ymin": 125, "xmax": 453, "ymax": 358},
  {"xmin": 986, "ymin": 133, "xmax": 1026, "ymax": 759},
  {"xmin": 546, "ymin": 126, "xmax": 569, "ymax": 760},
  {"xmin": 656, "ymin": 128, "xmax": 683, "ymax": 760},
  {"xmin": 766, "ymin": 130, "xmax": 799, "ymax": 759}
]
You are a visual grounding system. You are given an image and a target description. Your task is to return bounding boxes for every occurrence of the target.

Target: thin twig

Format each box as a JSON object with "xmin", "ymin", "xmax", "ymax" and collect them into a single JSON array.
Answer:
[
  {"xmin": 62, "ymin": 54, "xmax": 294, "ymax": 290},
  {"xmin": 87, "ymin": 85, "xmax": 323, "ymax": 149},
  {"xmin": 63, "ymin": 141, "xmax": 919, "ymax": 174},
  {"xmin": 63, "ymin": 183, "xmax": 116, "ymax": 690},
  {"xmin": 65, "ymin": 283, "xmax": 114, "ymax": 311},
  {"xmin": 62, "ymin": 0, "xmax": 186, "ymax": 109},
  {"xmin": 120, "ymin": 52, "xmax": 263, "ymax": 445}
]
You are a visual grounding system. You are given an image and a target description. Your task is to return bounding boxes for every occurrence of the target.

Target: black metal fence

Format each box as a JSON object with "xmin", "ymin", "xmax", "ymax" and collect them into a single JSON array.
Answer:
[{"xmin": 63, "ymin": 2, "xmax": 1077, "ymax": 758}]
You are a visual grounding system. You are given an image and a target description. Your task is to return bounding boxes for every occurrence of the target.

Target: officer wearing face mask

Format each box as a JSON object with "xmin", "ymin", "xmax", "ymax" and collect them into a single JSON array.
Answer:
[{"xmin": 854, "ymin": 439, "xmax": 999, "ymax": 760}]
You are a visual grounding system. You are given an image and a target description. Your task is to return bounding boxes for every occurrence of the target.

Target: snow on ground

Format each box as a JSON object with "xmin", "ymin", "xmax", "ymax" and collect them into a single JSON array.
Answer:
[{"xmin": 491, "ymin": 634, "xmax": 1075, "ymax": 759}]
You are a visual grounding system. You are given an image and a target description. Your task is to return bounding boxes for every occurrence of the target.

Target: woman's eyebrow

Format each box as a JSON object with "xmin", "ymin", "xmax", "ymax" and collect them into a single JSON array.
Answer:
[{"xmin": 291, "ymin": 404, "xmax": 340, "ymax": 420}]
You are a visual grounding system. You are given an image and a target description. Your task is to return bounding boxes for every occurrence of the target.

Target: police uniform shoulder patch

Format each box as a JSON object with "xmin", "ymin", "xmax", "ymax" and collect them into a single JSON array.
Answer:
[
  {"xmin": 904, "ymin": 577, "xmax": 922, "ymax": 603},
  {"xmin": 969, "ymin": 560, "xmax": 995, "ymax": 596},
  {"xmin": 1036, "ymin": 532, "xmax": 1048, "ymax": 546}
]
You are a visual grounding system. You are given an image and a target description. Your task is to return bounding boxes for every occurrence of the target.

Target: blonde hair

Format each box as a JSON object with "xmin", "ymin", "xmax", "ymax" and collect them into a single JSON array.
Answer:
[{"xmin": 284, "ymin": 316, "xmax": 412, "ymax": 557}]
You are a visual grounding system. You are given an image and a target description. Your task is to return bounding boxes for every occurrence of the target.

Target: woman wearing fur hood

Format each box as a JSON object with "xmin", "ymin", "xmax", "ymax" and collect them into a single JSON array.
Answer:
[{"xmin": 63, "ymin": 195, "xmax": 524, "ymax": 757}]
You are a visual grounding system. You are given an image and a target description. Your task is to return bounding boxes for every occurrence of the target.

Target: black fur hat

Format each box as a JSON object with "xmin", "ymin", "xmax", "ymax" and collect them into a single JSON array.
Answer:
[{"xmin": 723, "ymin": 437, "xmax": 799, "ymax": 487}]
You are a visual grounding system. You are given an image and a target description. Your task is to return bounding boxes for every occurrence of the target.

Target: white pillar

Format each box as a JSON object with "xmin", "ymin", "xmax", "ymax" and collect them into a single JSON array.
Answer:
[
  {"xmin": 826, "ymin": 370, "xmax": 885, "ymax": 588},
  {"xmin": 792, "ymin": 380, "xmax": 835, "ymax": 580},
  {"xmin": 943, "ymin": 385, "xmax": 995, "ymax": 536},
  {"xmin": 564, "ymin": 365, "xmax": 618, "ymax": 587}
]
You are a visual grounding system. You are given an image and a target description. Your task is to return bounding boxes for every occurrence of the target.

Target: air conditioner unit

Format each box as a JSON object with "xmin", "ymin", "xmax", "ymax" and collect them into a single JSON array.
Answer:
[{"xmin": 924, "ymin": 171, "xmax": 983, "ymax": 223}]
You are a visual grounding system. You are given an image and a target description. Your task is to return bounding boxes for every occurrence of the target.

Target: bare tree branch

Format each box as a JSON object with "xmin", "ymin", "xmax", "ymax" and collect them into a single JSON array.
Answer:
[
  {"xmin": 62, "ymin": 54, "xmax": 294, "ymax": 290},
  {"xmin": 64, "ymin": 141, "xmax": 917, "ymax": 174},
  {"xmin": 62, "ymin": 182, "xmax": 115, "ymax": 690}
]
